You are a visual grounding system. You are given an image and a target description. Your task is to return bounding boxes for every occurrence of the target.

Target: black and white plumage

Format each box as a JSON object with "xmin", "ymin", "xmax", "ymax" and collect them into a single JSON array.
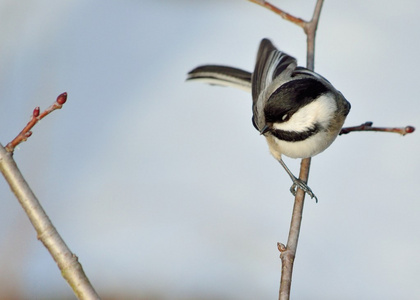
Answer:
[{"xmin": 187, "ymin": 39, "xmax": 351, "ymax": 201}]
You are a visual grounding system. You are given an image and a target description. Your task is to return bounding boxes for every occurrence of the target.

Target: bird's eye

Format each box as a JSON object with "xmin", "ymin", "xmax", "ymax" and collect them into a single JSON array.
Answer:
[{"xmin": 281, "ymin": 114, "xmax": 288, "ymax": 121}]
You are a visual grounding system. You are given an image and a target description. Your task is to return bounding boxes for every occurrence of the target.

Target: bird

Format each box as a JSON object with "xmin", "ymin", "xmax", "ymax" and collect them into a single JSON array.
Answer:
[{"xmin": 187, "ymin": 38, "xmax": 351, "ymax": 202}]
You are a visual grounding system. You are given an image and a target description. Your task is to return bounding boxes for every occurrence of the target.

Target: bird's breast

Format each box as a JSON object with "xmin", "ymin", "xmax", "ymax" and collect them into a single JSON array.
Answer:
[{"xmin": 266, "ymin": 129, "xmax": 338, "ymax": 159}]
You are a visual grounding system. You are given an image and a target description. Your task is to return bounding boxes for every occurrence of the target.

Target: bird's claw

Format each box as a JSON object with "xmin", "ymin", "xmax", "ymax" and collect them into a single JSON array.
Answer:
[{"xmin": 290, "ymin": 179, "xmax": 318, "ymax": 203}]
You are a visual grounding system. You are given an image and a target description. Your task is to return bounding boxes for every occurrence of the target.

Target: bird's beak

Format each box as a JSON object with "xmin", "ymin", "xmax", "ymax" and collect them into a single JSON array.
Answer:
[{"xmin": 260, "ymin": 124, "xmax": 270, "ymax": 135}]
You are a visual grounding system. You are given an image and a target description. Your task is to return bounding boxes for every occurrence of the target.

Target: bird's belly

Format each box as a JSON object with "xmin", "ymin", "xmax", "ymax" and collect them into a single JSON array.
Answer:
[{"xmin": 266, "ymin": 131, "xmax": 337, "ymax": 159}]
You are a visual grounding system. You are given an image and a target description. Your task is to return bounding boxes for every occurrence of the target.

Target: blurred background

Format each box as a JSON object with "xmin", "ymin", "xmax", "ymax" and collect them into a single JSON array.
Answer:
[{"xmin": 0, "ymin": 0, "xmax": 419, "ymax": 299}]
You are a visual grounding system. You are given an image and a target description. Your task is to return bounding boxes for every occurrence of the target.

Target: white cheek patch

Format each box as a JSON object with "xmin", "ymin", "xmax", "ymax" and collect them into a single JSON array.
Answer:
[{"xmin": 272, "ymin": 93, "xmax": 337, "ymax": 132}]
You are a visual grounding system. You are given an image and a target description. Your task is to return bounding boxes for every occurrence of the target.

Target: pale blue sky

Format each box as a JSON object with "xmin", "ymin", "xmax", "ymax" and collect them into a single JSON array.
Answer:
[{"xmin": 0, "ymin": 1, "xmax": 419, "ymax": 299}]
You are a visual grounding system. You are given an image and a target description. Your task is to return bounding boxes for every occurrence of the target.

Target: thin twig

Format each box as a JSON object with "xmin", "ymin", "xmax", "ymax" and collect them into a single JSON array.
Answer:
[
  {"xmin": 248, "ymin": 1, "xmax": 326, "ymax": 299},
  {"xmin": 246, "ymin": 1, "xmax": 325, "ymax": 299},
  {"xmin": 279, "ymin": 158, "xmax": 310, "ymax": 300},
  {"xmin": 248, "ymin": 0, "xmax": 306, "ymax": 28},
  {"xmin": 279, "ymin": 0, "xmax": 324, "ymax": 294},
  {"xmin": 247, "ymin": 0, "xmax": 324, "ymax": 72},
  {"xmin": 340, "ymin": 122, "xmax": 415, "ymax": 136},
  {"xmin": 304, "ymin": 0, "xmax": 324, "ymax": 70},
  {"xmin": 5, "ymin": 92, "xmax": 68, "ymax": 153}
]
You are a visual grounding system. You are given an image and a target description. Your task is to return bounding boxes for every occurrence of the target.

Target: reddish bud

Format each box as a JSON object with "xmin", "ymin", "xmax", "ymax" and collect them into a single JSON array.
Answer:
[
  {"xmin": 33, "ymin": 107, "xmax": 40, "ymax": 117},
  {"xmin": 56, "ymin": 92, "xmax": 67, "ymax": 105},
  {"xmin": 405, "ymin": 126, "xmax": 415, "ymax": 134},
  {"xmin": 277, "ymin": 242, "xmax": 287, "ymax": 252},
  {"xmin": 25, "ymin": 131, "xmax": 33, "ymax": 138}
]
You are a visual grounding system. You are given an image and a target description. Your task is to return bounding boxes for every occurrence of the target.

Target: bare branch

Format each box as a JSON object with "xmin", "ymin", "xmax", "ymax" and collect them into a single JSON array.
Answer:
[
  {"xmin": 0, "ymin": 92, "xmax": 100, "ymax": 299},
  {"xmin": 5, "ymin": 92, "xmax": 68, "ymax": 153},
  {"xmin": 0, "ymin": 144, "xmax": 100, "ymax": 299},
  {"xmin": 247, "ymin": 1, "xmax": 325, "ymax": 299},
  {"xmin": 340, "ymin": 122, "xmax": 415, "ymax": 136},
  {"xmin": 304, "ymin": 0, "xmax": 324, "ymax": 70},
  {"xmin": 248, "ymin": 0, "xmax": 306, "ymax": 28},
  {"xmin": 249, "ymin": 1, "xmax": 413, "ymax": 299}
]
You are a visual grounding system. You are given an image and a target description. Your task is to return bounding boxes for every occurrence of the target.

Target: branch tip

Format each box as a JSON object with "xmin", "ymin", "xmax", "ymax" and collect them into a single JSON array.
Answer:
[
  {"xmin": 405, "ymin": 126, "xmax": 415, "ymax": 134},
  {"xmin": 6, "ymin": 92, "xmax": 68, "ymax": 153},
  {"xmin": 56, "ymin": 92, "xmax": 68, "ymax": 105}
]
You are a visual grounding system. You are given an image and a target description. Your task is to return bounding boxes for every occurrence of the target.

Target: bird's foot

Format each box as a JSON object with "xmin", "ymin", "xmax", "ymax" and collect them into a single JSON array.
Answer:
[{"xmin": 290, "ymin": 179, "xmax": 318, "ymax": 203}]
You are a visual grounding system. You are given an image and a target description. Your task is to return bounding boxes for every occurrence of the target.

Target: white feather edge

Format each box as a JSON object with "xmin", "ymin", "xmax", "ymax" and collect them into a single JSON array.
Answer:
[{"xmin": 187, "ymin": 73, "xmax": 251, "ymax": 93}]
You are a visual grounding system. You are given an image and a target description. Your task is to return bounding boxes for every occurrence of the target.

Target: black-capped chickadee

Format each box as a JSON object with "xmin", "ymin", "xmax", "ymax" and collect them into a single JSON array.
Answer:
[{"xmin": 187, "ymin": 39, "xmax": 351, "ymax": 201}]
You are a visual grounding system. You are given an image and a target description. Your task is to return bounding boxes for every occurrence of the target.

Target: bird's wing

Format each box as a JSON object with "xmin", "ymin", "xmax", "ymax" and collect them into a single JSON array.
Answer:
[{"xmin": 252, "ymin": 39, "xmax": 297, "ymax": 130}]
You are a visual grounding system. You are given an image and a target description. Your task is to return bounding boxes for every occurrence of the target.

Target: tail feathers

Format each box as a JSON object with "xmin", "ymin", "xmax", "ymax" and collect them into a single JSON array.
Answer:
[{"xmin": 187, "ymin": 65, "xmax": 252, "ymax": 93}]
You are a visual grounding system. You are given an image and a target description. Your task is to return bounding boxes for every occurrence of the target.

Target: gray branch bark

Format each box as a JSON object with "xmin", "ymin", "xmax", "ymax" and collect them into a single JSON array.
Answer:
[{"xmin": 0, "ymin": 144, "xmax": 100, "ymax": 300}]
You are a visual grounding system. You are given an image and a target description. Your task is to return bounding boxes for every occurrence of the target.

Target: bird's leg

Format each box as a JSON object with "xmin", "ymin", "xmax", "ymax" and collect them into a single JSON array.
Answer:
[{"xmin": 278, "ymin": 158, "xmax": 318, "ymax": 202}]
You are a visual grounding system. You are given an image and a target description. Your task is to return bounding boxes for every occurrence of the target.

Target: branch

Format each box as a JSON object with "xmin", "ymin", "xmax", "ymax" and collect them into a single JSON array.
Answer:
[
  {"xmin": 5, "ymin": 92, "xmax": 68, "ymax": 153},
  {"xmin": 279, "ymin": 1, "xmax": 324, "ymax": 299},
  {"xmin": 247, "ymin": 0, "xmax": 324, "ymax": 70},
  {"xmin": 248, "ymin": 1, "xmax": 324, "ymax": 300},
  {"xmin": 340, "ymin": 122, "xmax": 415, "ymax": 136},
  {"xmin": 304, "ymin": 0, "xmax": 324, "ymax": 70},
  {"xmin": 248, "ymin": 0, "xmax": 306, "ymax": 28},
  {"xmin": 250, "ymin": 2, "xmax": 414, "ymax": 300},
  {"xmin": 0, "ymin": 145, "xmax": 100, "ymax": 299},
  {"xmin": 0, "ymin": 93, "xmax": 101, "ymax": 299}
]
